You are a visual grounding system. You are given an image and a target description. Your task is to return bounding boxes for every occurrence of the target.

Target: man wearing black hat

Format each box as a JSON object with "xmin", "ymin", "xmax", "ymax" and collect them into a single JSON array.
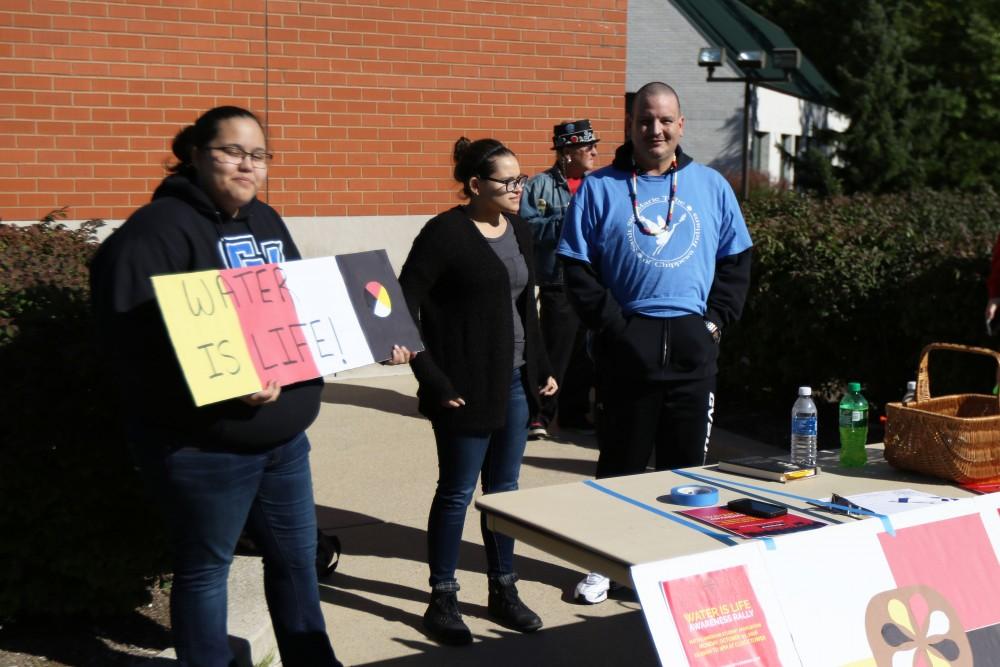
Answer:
[{"xmin": 519, "ymin": 120, "xmax": 600, "ymax": 439}]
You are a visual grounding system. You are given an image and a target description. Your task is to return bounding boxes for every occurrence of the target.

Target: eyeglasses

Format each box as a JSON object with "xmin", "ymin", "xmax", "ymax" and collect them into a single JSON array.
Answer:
[
  {"xmin": 483, "ymin": 175, "xmax": 529, "ymax": 192},
  {"xmin": 208, "ymin": 145, "xmax": 273, "ymax": 169}
]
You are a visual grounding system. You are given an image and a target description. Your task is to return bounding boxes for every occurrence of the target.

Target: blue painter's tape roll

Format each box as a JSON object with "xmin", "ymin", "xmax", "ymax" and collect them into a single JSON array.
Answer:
[{"xmin": 669, "ymin": 485, "xmax": 719, "ymax": 507}]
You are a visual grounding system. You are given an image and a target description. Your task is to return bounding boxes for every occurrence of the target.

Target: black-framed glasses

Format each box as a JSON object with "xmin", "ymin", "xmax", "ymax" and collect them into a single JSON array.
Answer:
[
  {"xmin": 208, "ymin": 145, "xmax": 273, "ymax": 169},
  {"xmin": 483, "ymin": 175, "xmax": 529, "ymax": 192}
]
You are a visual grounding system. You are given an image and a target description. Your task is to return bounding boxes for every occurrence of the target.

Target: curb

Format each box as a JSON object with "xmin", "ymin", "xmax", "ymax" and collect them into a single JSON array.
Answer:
[{"xmin": 143, "ymin": 555, "xmax": 278, "ymax": 666}]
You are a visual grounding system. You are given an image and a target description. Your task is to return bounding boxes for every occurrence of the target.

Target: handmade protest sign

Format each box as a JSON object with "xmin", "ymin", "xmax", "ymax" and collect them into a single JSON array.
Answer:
[{"xmin": 152, "ymin": 250, "xmax": 421, "ymax": 406}]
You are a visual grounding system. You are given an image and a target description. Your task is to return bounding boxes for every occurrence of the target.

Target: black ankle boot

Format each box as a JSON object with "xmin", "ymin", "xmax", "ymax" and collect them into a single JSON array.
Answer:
[
  {"xmin": 423, "ymin": 584, "xmax": 472, "ymax": 645},
  {"xmin": 488, "ymin": 574, "xmax": 543, "ymax": 633}
]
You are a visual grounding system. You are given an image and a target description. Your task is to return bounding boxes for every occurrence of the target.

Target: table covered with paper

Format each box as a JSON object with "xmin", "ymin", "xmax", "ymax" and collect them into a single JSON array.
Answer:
[{"xmin": 476, "ymin": 446, "xmax": 1000, "ymax": 665}]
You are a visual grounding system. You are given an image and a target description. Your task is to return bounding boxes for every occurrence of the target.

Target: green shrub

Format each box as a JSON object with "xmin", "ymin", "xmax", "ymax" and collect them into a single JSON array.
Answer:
[
  {"xmin": 719, "ymin": 187, "xmax": 1000, "ymax": 445},
  {"xmin": 0, "ymin": 214, "xmax": 169, "ymax": 619}
]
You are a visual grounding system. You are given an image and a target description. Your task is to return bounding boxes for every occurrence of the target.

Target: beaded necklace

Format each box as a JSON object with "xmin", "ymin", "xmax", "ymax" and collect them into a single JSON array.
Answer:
[{"xmin": 628, "ymin": 156, "xmax": 678, "ymax": 236}]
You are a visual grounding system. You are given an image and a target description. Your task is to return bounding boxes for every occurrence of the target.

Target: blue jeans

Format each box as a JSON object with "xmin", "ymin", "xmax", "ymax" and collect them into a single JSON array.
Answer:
[
  {"xmin": 131, "ymin": 430, "xmax": 341, "ymax": 667},
  {"xmin": 427, "ymin": 368, "xmax": 530, "ymax": 587}
]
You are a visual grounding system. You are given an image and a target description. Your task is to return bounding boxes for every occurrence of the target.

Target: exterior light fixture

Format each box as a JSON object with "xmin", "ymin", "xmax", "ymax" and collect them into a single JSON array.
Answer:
[
  {"xmin": 698, "ymin": 46, "xmax": 801, "ymax": 200},
  {"xmin": 736, "ymin": 50, "xmax": 765, "ymax": 69},
  {"xmin": 697, "ymin": 47, "xmax": 725, "ymax": 68},
  {"xmin": 771, "ymin": 47, "xmax": 801, "ymax": 71}
]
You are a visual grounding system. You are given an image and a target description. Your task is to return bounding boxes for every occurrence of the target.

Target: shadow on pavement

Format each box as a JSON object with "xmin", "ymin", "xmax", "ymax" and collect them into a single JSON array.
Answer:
[
  {"xmin": 520, "ymin": 454, "xmax": 596, "ymax": 477},
  {"xmin": 537, "ymin": 434, "xmax": 599, "ymax": 450},
  {"xmin": 315, "ymin": 514, "xmax": 649, "ymax": 657},
  {"xmin": 321, "ymin": 382, "xmax": 420, "ymax": 417},
  {"xmin": 316, "ymin": 506, "xmax": 386, "ymax": 531},
  {"xmin": 350, "ymin": 611, "xmax": 658, "ymax": 667},
  {"xmin": 317, "ymin": 515, "xmax": 582, "ymax": 589}
]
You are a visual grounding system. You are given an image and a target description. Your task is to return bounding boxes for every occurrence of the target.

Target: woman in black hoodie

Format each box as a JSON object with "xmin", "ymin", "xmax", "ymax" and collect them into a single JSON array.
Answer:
[{"xmin": 91, "ymin": 107, "xmax": 409, "ymax": 667}]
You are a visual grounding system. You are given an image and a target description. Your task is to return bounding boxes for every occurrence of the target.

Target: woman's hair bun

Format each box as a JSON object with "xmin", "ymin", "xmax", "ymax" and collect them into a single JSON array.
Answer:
[
  {"xmin": 453, "ymin": 136, "xmax": 472, "ymax": 165},
  {"xmin": 171, "ymin": 124, "xmax": 197, "ymax": 164},
  {"xmin": 451, "ymin": 137, "xmax": 514, "ymax": 198},
  {"xmin": 165, "ymin": 106, "xmax": 261, "ymax": 176}
]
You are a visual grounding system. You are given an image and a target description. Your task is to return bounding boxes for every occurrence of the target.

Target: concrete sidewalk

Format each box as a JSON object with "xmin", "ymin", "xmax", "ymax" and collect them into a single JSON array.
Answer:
[{"xmin": 154, "ymin": 371, "xmax": 783, "ymax": 666}]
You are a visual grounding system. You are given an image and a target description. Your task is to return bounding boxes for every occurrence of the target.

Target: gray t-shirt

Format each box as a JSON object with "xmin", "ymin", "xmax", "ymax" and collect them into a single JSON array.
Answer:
[{"xmin": 486, "ymin": 222, "xmax": 528, "ymax": 369}]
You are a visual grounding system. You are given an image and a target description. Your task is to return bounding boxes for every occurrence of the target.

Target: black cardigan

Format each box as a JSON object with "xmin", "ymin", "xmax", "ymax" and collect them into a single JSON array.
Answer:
[{"xmin": 399, "ymin": 206, "xmax": 553, "ymax": 431}]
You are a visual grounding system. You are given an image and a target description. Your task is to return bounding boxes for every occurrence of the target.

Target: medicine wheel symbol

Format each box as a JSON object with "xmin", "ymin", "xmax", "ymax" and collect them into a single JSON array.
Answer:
[{"xmin": 364, "ymin": 281, "xmax": 392, "ymax": 318}]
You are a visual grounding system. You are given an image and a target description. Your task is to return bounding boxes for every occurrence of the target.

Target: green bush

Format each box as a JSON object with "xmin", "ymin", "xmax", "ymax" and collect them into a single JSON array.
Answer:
[
  {"xmin": 719, "ymin": 187, "xmax": 1000, "ymax": 446},
  {"xmin": 0, "ymin": 215, "xmax": 169, "ymax": 619}
]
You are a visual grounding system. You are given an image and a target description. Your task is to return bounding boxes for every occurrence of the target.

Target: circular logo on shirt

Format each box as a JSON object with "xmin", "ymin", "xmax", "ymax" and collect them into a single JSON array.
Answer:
[
  {"xmin": 627, "ymin": 196, "xmax": 701, "ymax": 268},
  {"xmin": 364, "ymin": 281, "xmax": 392, "ymax": 318}
]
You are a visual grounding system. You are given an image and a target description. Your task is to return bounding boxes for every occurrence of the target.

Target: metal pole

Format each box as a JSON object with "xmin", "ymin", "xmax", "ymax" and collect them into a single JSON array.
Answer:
[{"xmin": 741, "ymin": 78, "xmax": 751, "ymax": 201}]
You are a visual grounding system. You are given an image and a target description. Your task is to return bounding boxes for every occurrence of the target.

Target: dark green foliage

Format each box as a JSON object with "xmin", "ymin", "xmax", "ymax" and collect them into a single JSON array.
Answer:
[
  {"xmin": 0, "ymin": 210, "xmax": 94, "ymax": 346},
  {"xmin": 719, "ymin": 188, "xmax": 1000, "ymax": 445},
  {"xmin": 907, "ymin": 1, "xmax": 1000, "ymax": 193},
  {"xmin": 836, "ymin": 1, "xmax": 931, "ymax": 193},
  {"xmin": 742, "ymin": 0, "xmax": 1000, "ymax": 195},
  {"xmin": 793, "ymin": 146, "xmax": 842, "ymax": 198},
  {"xmin": 0, "ymin": 216, "xmax": 169, "ymax": 619},
  {"xmin": 721, "ymin": 168, "xmax": 789, "ymax": 202}
]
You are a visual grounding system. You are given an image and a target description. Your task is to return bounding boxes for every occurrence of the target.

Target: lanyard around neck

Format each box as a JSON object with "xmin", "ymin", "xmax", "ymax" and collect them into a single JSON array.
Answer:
[{"xmin": 628, "ymin": 157, "xmax": 678, "ymax": 236}]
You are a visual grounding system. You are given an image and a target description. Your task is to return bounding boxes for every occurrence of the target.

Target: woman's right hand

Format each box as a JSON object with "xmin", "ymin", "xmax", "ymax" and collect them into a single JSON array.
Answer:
[
  {"xmin": 987, "ymin": 298, "xmax": 1000, "ymax": 325},
  {"xmin": 442, "ymin": 396, "xmax": 466, "ymax": 408},
  {"xmin": 240, "ymin": 379, "xmax": 281, "ymax": 406},
  {"xmin": 386, "ymin": 345, "xmax": 417, "ymax": 365}
]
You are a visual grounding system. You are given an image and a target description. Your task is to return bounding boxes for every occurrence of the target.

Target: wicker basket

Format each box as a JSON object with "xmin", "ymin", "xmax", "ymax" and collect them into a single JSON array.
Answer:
[{"xmin": 884, "ymin": 342, "xmax": 1000, "ymax": 483}]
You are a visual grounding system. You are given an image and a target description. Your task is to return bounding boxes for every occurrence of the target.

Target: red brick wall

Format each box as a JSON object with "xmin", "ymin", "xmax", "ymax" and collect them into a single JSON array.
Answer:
[{"xmin": 0, "ymin": 0, "xmax": 626, "ymax": 221}]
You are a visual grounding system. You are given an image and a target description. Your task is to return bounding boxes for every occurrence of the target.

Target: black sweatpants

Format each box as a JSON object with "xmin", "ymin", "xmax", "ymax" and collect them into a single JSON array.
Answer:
[
  {"xmin": 536, "ymin": 286, "xmax": 594, "ymax": 426},
  {"xmin": 593, "ymin": 373, "xmax": 716, "ymax": 479}
]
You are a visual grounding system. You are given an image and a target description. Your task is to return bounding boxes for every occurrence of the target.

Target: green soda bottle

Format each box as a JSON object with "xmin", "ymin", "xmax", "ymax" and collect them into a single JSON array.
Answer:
[{"xmin": 839, "ymin": 382, "xmax": 869, "ymax": 467}]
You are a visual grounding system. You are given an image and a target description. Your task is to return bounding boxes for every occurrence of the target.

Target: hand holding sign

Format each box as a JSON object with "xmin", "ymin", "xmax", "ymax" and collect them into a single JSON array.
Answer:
[
  {"xmin": 152, "ymin": 250, "xmax": 422, "ymax": 406},
  {"xmin": 240, "ymin": 379, "xmax": 281, "ymax": 406}
]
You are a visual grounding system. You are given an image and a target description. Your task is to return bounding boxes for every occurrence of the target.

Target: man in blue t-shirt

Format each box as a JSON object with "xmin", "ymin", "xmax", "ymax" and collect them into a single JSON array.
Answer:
[{"xmin": 557, "ymin": 81, "xmax": 752, "ymax": 603}]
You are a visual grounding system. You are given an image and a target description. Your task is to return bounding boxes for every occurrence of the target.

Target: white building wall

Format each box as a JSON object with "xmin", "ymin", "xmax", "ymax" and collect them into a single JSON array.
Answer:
[
  {"xmin": 627, "ymin": 1, "xmax": 746, "ymax": 176},
  {"xmin": 754, "ymin": 86, "xmax": 849, "ymax": 183},
  {"xmin": 629, "ymin": 1, "xmax": 849, "ymax": 187}
]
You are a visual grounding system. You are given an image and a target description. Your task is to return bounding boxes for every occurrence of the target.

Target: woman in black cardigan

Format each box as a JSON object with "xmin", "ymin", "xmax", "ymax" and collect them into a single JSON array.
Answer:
[{"xmin": 400, "ymin": 137, "xmax": 557, "ymax": 646}]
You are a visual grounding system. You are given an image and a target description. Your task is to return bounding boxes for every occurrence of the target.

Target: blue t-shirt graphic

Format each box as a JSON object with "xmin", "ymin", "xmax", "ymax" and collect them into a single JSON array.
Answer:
[{"xmin": 557, "ymin": 161, "xmax": 752, "ymax": 318}]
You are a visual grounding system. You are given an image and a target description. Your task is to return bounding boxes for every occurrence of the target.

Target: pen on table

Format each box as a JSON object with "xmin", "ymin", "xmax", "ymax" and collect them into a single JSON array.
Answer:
[{"xmin": 895, "ymin": 497, "xmax": 956, "ymax": 504}]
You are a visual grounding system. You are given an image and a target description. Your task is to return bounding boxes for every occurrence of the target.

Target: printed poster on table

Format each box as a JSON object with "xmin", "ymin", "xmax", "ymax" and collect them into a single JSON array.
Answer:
[
  {"xmin": 662, "ymin": 565, "xmax": 783, "ymax": 666},
  {"xmin": 632, "ymin": 494, "xmax": 1000, "ymax": 666},
  {"xmin": 632, "ymin": 543, "xmax": 800, "ymax": 666},
  {"xmin": 678, "ymin": 505, "xmax": 825, "ymax": 539},
  {"xmin": 151, "ymin": 250, "xmax": 422, "ymax": 406}
]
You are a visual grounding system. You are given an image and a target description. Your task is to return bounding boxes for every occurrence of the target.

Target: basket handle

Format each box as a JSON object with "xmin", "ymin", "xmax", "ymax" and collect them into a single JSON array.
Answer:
[{"xmin": 915, "ymin": 342, "xmax": 1000, "ymax": 402}]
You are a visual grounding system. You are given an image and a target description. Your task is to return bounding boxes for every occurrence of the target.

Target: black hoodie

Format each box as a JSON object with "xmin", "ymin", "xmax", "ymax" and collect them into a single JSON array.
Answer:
[
  {"xmin": 90, "ymin": 175, "xmax": 323, "ymax": 449},
  {"xmin": 561, "ymin": 143, "xmax": 752, "ymax": 381}
]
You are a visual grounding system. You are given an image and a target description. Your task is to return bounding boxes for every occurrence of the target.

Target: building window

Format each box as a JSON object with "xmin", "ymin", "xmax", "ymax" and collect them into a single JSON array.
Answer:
[
  {"xmin": 752, "ymin": 132, "xmax": 769, "ymax": 173},
  {"xmin": 780, "ymin": 134, "xmax": 794, "ymax": 183}
]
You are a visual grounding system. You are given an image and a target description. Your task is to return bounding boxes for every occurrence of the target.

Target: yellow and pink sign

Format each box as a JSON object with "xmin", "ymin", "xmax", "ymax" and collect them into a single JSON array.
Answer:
[{"xmin": 151, "ymin": 251, "xmax": 421, "ymax": 406}]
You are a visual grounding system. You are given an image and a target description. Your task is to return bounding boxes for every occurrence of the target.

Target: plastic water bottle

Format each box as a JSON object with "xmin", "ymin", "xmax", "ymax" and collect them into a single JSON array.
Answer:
[
  {"xmin": 839, "ymin": 382, "xmax": 869, "ymax": 467},
  {"xmin": 901, "ymin": 380, "xmax": 916, "ymax": 404},
  {"xmin": 790, "ymin": 386, "xmax": 818, "ymax": 467}
]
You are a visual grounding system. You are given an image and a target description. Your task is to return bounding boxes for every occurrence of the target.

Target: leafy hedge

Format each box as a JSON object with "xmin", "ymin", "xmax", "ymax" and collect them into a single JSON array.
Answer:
[
  {"xmin": 0, "ymin": 216, "xmax": 169, "ymax": 619},
  {"xmin": 718, "ymin": 187, "xmax": 1000, "ymax": 447}
]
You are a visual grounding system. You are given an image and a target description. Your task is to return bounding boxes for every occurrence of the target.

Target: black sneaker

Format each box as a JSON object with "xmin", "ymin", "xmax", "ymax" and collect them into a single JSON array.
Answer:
[
  {"xmin": 423, "ymin": 585, "xmax": 472, "ymax": 645},
  {"xmin": 527, "ymin": 420, "xmax": 549, "ymax": 440},
  {"xmin": 487, "ymin": 574, "xmax": 543, "ymax": 633}
]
